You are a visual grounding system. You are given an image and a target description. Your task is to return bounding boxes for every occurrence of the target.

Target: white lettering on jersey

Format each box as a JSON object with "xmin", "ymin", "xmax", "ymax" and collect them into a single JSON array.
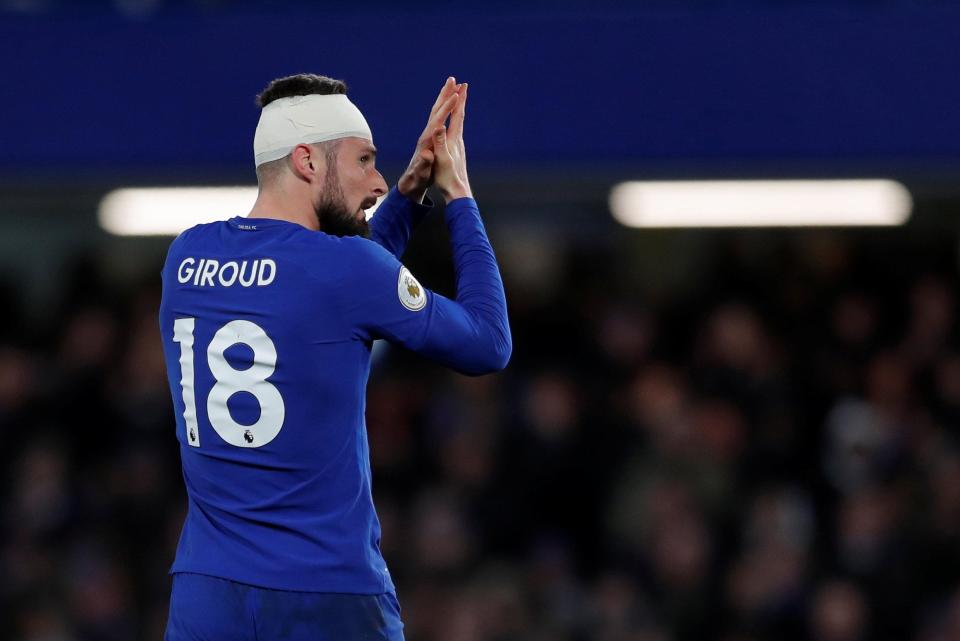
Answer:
[
  {"xmin": 218, "ymin": 261, "xmax": 239, "ymax": 286},
  {"xmin": 177, "ymin": 257, "xmax": 196, "ymax": 283},
  {"xmin": 193, "ymin": 259, "xmax": 206, "ymax": 285},
  {"xmin": 258, "ymin": 259, "xmax": 276, "ymax": 286},
  {"xmin": 199, "ymin": 259, "xmax": 218, "ymax": 287},
  {"xmin": 176, "ymin": 257, "xmax": 278, "ymax": 288},
  {"xmin": 238, "ymin": 260, "xmax": 257, "ymax": 287}
]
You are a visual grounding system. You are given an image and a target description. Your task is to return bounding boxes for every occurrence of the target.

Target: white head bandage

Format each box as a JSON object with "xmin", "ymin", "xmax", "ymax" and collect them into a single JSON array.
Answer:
[{"xmin": 253, "ymin": 94, "xmax": 373, "ymax": 167}]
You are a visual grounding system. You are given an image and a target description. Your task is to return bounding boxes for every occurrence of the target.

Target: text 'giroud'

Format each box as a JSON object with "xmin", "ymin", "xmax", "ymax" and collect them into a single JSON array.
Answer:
[{"xmin": 177, "ymin": 257, "xmax": 277, "ymax": 288}]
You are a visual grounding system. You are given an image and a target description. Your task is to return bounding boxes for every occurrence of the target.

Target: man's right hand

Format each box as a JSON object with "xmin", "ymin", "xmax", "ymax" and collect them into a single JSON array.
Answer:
[
  {"xmin": 397, "ymin": 77, "xmax": 462, "ymax": 203},
  {"xmin": 432, "ymin": 82, "xmax": 472, "ymax": 203}
]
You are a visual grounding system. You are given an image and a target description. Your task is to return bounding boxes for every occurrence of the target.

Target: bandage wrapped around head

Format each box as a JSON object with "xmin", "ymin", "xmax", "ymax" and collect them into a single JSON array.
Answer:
[{"xmin": 253, "ymin": 94, "xmax": 373, "ymax": 167}]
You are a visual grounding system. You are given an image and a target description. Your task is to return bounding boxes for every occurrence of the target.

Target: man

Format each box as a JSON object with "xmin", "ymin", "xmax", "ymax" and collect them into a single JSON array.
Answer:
[{"xmin": 159, "ymin": 74, "xmax": 511, "ymax": 640}]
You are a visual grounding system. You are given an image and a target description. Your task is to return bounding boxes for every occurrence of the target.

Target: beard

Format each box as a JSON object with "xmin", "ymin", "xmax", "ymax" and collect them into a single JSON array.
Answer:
[{"xmin": 313, "ymin": 162, "xmax": 370, "ymax": 238}]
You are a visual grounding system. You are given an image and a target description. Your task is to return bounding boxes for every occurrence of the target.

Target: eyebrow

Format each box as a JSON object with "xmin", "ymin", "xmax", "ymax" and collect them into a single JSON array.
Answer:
[{"xmin": 362, "ymin": 145, "xmax": 378, "ymax": 158}]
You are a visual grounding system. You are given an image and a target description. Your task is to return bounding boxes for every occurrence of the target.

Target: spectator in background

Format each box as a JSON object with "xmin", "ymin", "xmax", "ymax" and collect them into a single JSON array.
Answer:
[{"xmin": 2, "ymin": 230, "xmax": 960, "ymax": 641}]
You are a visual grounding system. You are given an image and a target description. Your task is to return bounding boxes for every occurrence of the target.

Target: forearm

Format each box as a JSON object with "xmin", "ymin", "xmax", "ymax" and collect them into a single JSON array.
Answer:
[
  {"xmin": 369, "ymin": 188, "xmax": 432, "ymax": 259},
  {"xmin": 441, "ymin": 197, "xmax": 511, "ymax": 373}
]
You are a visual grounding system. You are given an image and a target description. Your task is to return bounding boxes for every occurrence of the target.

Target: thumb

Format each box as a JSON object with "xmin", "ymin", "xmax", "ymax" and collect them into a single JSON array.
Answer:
[
  {"xmin": 418, "ymin": 148, "xmax": 435, "ymax": 165},
  {"xmin": 434, "ymin": 127, "xmax": 452, "ymax": 157}
]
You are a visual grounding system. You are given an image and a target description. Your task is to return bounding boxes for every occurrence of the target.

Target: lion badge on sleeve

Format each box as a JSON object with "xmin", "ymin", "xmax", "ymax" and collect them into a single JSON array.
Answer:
[{"xmin": 397, "ymin": 266, "xmax": 427, "ymax": 311}]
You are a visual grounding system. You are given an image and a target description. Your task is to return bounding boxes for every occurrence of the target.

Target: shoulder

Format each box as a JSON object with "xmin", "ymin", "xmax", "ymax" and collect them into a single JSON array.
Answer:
[
  {"xmin": 165, "ymin": 221, "xmax": 219, "ymax": 253},
  {"xmin": 296, "ymin": 234, "xmax": 400, "ymax": 277},
  {"xmin": 338, "ymin": 235, "xmax": 399, "ymax": 266},
  {"xmin": 162, "ymin": 223, "xmax": 206, "ymax": 269}
]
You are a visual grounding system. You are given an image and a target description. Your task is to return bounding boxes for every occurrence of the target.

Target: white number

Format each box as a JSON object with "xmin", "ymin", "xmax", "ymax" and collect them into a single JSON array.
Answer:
[
  {"xmin": 207, "ymin": 320, "xmax": 285, "ymax": 447},
  {"xmin": 173, "ymin": 318, "xmax": 200, "ymax": 447},
  {"xmin": 173, "ymin": 318, "xmax": 286, "ymax": 448}
]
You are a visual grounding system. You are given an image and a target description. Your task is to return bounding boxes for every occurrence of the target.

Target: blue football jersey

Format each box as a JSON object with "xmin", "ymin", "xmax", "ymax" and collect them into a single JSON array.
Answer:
[{"xmin": 159, "ymin": 189, "xmax": 510, "ymax": 593}]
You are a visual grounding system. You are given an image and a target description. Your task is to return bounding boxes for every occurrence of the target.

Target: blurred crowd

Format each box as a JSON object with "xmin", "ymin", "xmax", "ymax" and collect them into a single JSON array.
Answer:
[{"xmin": 1, "ymin": 226, "xmax": 960, "ymax": 641}]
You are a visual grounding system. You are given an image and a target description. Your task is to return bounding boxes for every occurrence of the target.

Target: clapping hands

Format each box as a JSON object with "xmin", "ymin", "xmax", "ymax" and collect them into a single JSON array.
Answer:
[{"xmin": 397, "ymin": 77, "xmax": 473, "ymax": 204}]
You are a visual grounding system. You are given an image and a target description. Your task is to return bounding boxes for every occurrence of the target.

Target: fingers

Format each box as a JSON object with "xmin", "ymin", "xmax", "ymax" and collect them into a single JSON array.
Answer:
[
  {"xmin": 433, "ymin": 127, "xmax": 453, "ymax": 159},
  {"xmin": 428, "ymin": 76, "xmax": 455, "ymax": 117},
  {"xmin": 431, "ymin": 126, "xmax": 470, "ymax": 201},
  {"xmin": 403, "ymin": 77, "xmax": 463, "ymax": 200},
  {"xmin": 448, "ymin": 82, "xmax": 467, "ymax": 141},
  {"xmin": 414, "ymin": 147, "xmax": 435, "ymax": 169},
  {"xmin": 419, "ymin": 93, "xmax": 459, "ymax": 146},
  {"xmin": 420, "ymin": 77, "xmax": 463, "ymax": 146},
  {"xmin": 428, "ymin": 76, "xmax": 457, "ymax": 120}
]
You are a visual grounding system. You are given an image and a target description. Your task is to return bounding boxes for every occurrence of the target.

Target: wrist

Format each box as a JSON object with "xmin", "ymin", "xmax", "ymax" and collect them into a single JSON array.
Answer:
[
  {"xmin": 439, "ymin": 182, "xmax": 472, "ymax": 203},
  {"xmin": 397, "ymin": 177, "xmax": 428, "ymax": 204}
]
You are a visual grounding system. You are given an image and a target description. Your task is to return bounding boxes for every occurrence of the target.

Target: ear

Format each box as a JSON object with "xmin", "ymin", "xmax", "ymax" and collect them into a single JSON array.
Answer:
[{"xmin": 289, "ymin": 143, "xmax": 321, "ymax": 182}]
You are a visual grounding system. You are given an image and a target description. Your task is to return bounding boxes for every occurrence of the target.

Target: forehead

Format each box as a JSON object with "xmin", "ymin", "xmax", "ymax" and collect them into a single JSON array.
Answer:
[{"xmin": 339, "ymin": 136, "xmax": 376, "ymax": 154}]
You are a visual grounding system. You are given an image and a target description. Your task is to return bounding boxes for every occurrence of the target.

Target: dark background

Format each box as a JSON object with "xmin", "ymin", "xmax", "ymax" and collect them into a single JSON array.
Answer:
[{"xmin": 2, "ymin": 2, "xmax": 960, "ymax": 640}]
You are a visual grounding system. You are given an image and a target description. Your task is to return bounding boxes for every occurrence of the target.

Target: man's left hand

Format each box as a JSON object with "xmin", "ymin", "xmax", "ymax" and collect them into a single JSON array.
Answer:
[{"xmin": 397, "ymin": 77, "xmax": 463, "ymax": 203}]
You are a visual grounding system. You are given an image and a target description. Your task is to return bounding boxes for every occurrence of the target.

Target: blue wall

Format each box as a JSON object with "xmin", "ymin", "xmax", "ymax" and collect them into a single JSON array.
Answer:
[{"xmin": 3, "ymin": 5, "xmax": 959, "ymax": 177}]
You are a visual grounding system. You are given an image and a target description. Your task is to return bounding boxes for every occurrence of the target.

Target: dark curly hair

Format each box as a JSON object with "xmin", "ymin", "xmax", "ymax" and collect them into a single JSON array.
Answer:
[{"xmin": 256, "ymin": 74, "xmax": 348, "ymax": 107}]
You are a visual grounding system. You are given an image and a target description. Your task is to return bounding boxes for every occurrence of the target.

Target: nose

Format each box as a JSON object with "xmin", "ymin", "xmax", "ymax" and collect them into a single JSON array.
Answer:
[{"xmin": 372, "ymin": 171, "xmax": 387, "ymax": 197}]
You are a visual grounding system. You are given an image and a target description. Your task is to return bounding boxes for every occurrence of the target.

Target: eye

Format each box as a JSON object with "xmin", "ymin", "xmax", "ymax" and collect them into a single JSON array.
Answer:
[{"xmin": 360, "ymin": 154, "xmax": 371, "ymax": 163}]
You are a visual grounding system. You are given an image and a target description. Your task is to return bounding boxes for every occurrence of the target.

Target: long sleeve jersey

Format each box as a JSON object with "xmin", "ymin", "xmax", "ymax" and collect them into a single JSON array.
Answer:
[{"xmin": 158, "ymin": 189, "xmax": 511, "ymax": 593}]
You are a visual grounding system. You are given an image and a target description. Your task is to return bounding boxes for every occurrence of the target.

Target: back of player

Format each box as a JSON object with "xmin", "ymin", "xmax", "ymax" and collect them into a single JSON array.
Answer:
[
  {"xmin": 161, "ymin": 74, "xmax": 507, "ymax": 641},
  {"xmin": 160, "ymin": 218, "xmax": 404, "ymax": 639},
  {"xmin": 161, "ymin": 217, "xmax": 407, "ymax": 587}
]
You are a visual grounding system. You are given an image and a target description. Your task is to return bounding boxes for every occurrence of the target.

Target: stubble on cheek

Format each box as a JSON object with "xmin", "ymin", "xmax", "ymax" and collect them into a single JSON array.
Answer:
[{"xmin": 312, "ymin": 145, "xmax": 370, "ymax": 238}]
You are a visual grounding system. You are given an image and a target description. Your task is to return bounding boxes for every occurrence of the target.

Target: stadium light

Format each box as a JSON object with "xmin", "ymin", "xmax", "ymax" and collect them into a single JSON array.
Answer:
[
  {"xmin": 609, "ymin": 179, "xmax": 912, "ymax": 228},
  {"xmin": 99, "ymin": 187, "xmax": 260, "ymax": 236},
  {"xmin": 99, "ymin": 187, "xmax": 385, "ymax": 236}
]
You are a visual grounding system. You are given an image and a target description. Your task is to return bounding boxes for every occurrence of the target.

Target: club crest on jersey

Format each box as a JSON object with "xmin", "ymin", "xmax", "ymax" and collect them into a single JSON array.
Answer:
[{"xmin": 398, "ymin": 266, "xmax": 427, "ymax": 312}]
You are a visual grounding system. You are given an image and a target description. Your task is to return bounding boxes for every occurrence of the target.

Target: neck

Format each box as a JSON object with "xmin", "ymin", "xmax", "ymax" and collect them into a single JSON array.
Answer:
[{"xmin": 247, "ymin": 184, "xmax": 318, "ymax": 231}]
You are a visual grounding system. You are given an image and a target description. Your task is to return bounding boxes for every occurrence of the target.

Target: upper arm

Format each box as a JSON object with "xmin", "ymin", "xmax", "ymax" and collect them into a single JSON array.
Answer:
[
  {"xmin": 334, "ymin": 240, "xmax": 509, "ymax": 375},
  {"xmin": 335, "ymin": 239, "xmax": 433, "ymax": 347}
]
